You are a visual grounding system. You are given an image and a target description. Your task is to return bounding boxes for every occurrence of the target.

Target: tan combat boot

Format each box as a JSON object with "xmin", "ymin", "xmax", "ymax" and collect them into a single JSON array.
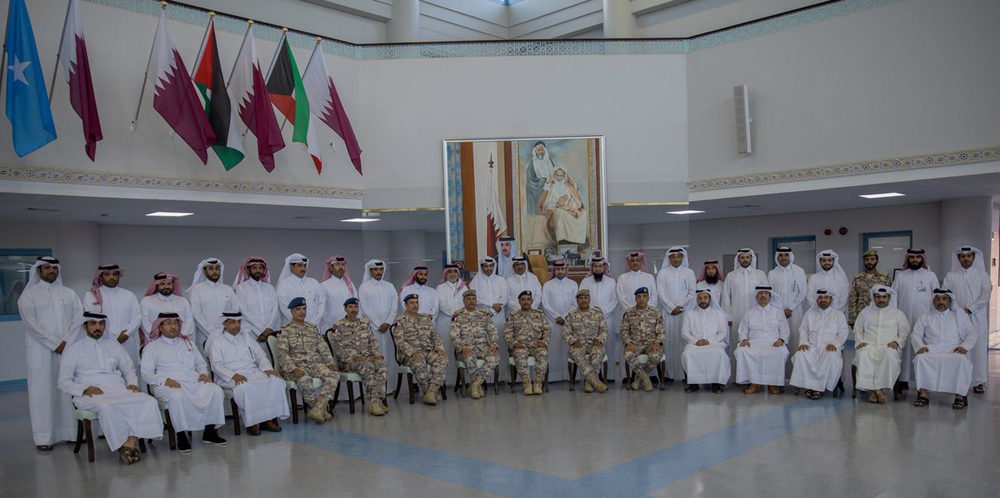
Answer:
[
  {"xmin": 587, "ymin": 373, "xmax": 608, "ymax": 393},
  {"xmin": 533, "ymin": 377, "xmax": 544, "ymax": 395},
  {"xmin": 630, "ymin": 374, "xmax": 642, "ymax": 390},
  {"xmin": 640, "ymin": 371, "xmax": 653, "ymax": 392},
  {"xmin": 470, "ymin": 378, "xmax": 484, "ymax": 399},
  {"xmin": 523, "ymin": 380, "xmax": 534, "ymax": 396},
  {"xmin": 583, "ymin": 378, "xmax": 594, "ymax": 393},
  {"xmin": 306, "ymin": 404, "xmax": 326, "ymax": 424},
  {"xmin": 422, "ymin": 387, "xmax": 438, "ymax": 405},
  {"xmin": 368, "ymin": 400, "xmax": 385, "ymax": 416}
]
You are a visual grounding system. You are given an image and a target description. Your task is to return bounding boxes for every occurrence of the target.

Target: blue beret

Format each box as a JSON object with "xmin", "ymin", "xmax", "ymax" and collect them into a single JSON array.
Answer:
[
  {"xmin": 287, "ymin": 297, "xmax": 306, "ymax": 309},
  {"xmin": 518, "ymin": 290, "xmax": 532, "ymax": 298},
  {"xmin": 403, "ymin": 293, "xmax": 419, "ymax": 302},
  {"xmin": 634, "ymin": 287, "xmax": 649, "ymax": 296},
  {"xmin": 343, "ymin": 297, "xmax": 359, "ymax": 307}
]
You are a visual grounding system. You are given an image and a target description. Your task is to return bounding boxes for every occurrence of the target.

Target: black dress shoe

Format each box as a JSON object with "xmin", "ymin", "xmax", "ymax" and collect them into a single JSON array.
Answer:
[
  {"xmin": 177, "ymin": 432, "xmax": 191, "ymax": 453},
  {"xmin": 684, "ymin": 384, "xmax": 700, "ymax": 393}
]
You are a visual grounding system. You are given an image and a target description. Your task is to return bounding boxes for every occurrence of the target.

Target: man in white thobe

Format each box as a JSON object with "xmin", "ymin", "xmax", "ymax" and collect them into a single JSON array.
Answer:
[
  {"xmin": 233, "ymin": 257, "xmax": 279, "ymax": 343},
  {"xmin": 139, "ymin": 272, "xmax": 195, "ymax": 343},
  {"xmin": 767, "ymin": 247, "xmax": 807, "ymax": 373},
  {"xmin": 579, "ymin": 257, "xmax": 620, "ymax": 381},
  {"xmin": 681, "ymin": 289, "xmax": 730, "ymax": 393},
  {"xmin": 470, "ymin": 257, "xmax": 509, "ymax": 366},
  {"xmin": 358, "ymin": 259, "xmax": 398, "ymax": 381},
  {"xmin": 436, "ymin": 264, "xmax": 467, "ymax": 381},
  {"xmin": 83, "ymin": 264, "xmax": 142, "ymax": 374},
  {"xmin": 209, "ymin": 311, "xmax": 288, "ymax": 435},
  {"xmin": 942, "ymin": 246, "xmax": 991, "ymax": 394},
  {"xmin": 912, "ymin": 289, "xmax": 976, "ymax": 409},
  {"xmin": 891, "ymin": 248, "xmax": 939, "ymax": 386},
  {"xmin": 789, "ymin": 290, "xmax": 849, "ymax": 399},
  {"xmin": 807, "ymin": 250, "xmax": 849, "ymax": 315},
  {"xmin": 735, "ymin": 286, "xmax": 789, "ymax": 394},
  {"xmin": 853, "ymin": 286, "xmax": 909, "ymax": 404},
  {"xmin": 697, "ymin": 260, "xmax": 725, "ymax": 303},
  {"xmin": 187, "ymin": 258, "xmax": 237, "ymax": 354},
  {"xmin": 656, "ymin": 246, "xmax": 696, "ymax": 382},
  {"xmin": 541, "ymin": 260, "xmax": 578, "ymax": 381},
  {"xmin": 18, "ymin": 256, "xmax": 82, "ymax": 451},
  {"xmin": 617, "ymin": 252, "xmax": 657, "ymax": 311},
  {"xmin": 275, "ymin": 253, "xmax": 326, "ymax": 327},
  {"xmin": 506, "ymin": 257, "xmax": 542, "ymax": 315},
  {"xmin": 58, "ymin": 312, "xmax": 161, "ymax": 463},
  {"xmin": 140, "ymin": 313, "xmax": 226, "ymax": 452},
  {"xmin": 319, "ymin": 255, "xmax": 357, "ymax": 334},
  {"xmin": 495, "ymin": 236, "xmax": 518, "ymax": 277},
  {"xmin": 722, "ymin": 249, "xmax": 769, "ymax": 351}
]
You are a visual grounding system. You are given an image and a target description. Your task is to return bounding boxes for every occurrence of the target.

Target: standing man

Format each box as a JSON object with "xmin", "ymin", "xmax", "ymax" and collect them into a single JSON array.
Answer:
[
  {"xmin": 329, "ymin": 298, "xmax": 390, "ymax": 416},
  {"xmin": 563, "ymin": 289, "xmax": 609, "ymax": 393},
  {"xmin": 449, "ymin": 290, "xmax": 500, "ymax": 399},
  {"xmin": 579, "ymin": 257, "xmax": 620, "ymax": 382},
  {"xmin": 656, "ymin": 247, "xmax": 696, "ymax": 382},
  {"xmin": 18, "ymin": 256, "xmax": 82, "ymax": 451},
  {"xmin": 187, "ymin": 258, "xmax": 236, "ymax": 353},
  {"xmin": 399, "ymin": 266, "xmax": 439, "ymax": 317},
  {"xmin": 722, "ymin": 249, "xmax": 769, "ymax": 350},
  {"xmin": 892, "ymin": 248, "xmax": 939, "ymax": 386},
  {"xmin": 358, "ymin": 259, "xmax": 398, "ymax": 382},
  {"xmin": 734, "ymin": 286, "xmax": 789, "ymax": 395},
  {"xmin": 853, "ymin": 286, "xmax": 910, "ymax": 404},
  {"xmin": 233, "ymin": 257, "xmax": 279, "ymax": 342},
  {"xmin": 942, "ymin": 246, "xmax": 991, "ymax": 394},
  {"xmin": 807, "ymin": 250, "xmax": 849, "ymax": 315},
  {"xmin": 276, "ymin": 298, "xmax": 339, "ymax": 424},
  {"xmin": 681, "ymin": 289, "xmax": 730, "ymax": 393},
  {"xmin": 789, "ymin": 290, "xmax": 849, "ymax": 400},
  {"xmin": 620, "ymin": 287, "xmax": 666, "ymax": 392},
  {"xmin": 393, "ymin": 295, "xmax": 447, "ymax": 406},
  {"xmin": 847, "ymin": 250, "xmax": 892, "ymax": 327},
  {"xmin": 697, "ymin": 260, "xmax": 725, "ymax": 300},
  {"xmin": 140, "ymin": 272, "xmax": 195, "ymax": 343},
  {"xmin": 504, "ymin": 290, "xmax": 551, "ymax": 396},
  {"xmin": 276, "ymin": 254, "xmax": 326, "ymax": 327},
  {"xmin": 541, "ymin": 260, "xmax": 578, "ymax": 381},
  {"xmin": 617, "ymin": 252, "xmax": 657, "ymax": 311},
  {"xmin": 470, "ymin": 257, "xmax": 509, "ymax": 367},
  {"xmin": 506, "ymin": 256, "xmax": 542, "ymax": 315},
  {"xmin": 911, "ymin": 289, "xmax": 976, "ymax": 409},
  {"xmin": 83, "ymin": 264, "xmax": 141, "ymax": 376},
  {"xmin": 436, "ymin": 264, "xmax": 467, "ymax": 383},
  {"xmin": 767, "ymin": 247, "xmax": 807, "ymax": 362},
  {"xmin": 320, "ymin": 255, "xmax": 357, "ymax": 333}
]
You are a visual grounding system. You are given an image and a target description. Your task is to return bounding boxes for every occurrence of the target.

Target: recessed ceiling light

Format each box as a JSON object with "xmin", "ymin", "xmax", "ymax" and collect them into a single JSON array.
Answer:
[
  {"xmin": 341, "ymin": 218, "xmax": 380, "ymax": 223},
  {"xmin": 667, "ymin": 210, "xmax": 705, "ymax": 215},
  {"xmin": 859, "ymin": 192, "xmax": 905, "ymax": 199},
  {"xmin": 145, "ymin": 212, "xmax": 194, "ymax": 217}
]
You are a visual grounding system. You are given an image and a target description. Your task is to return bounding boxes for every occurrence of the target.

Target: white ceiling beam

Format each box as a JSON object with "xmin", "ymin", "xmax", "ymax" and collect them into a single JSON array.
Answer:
[
  {"xmin": 509, "ymin": 0, "xmax": 601, "ymax": 38},
  {"xmin": 630, "ymin": 0, "xmax": 695, "ymax": 17}
]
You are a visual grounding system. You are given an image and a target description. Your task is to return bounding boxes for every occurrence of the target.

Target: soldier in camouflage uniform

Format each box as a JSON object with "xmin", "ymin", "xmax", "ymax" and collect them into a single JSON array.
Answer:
[
  {"xmin": 330, "ymin": 297, "xmax": 389, "ymax": 416},
  {"xmin": 563, "ymin": 289, "xmax": 609, "ymax": 393},
  {"xmin": 276, "ymin": 297, "xmax": 340, "ymax": 424},
  {"xmin": 847, "ymin": 250, "xmax": 892, "ymax": 327},
  {"xmin": 449, "ymin": 289, "xmax": 499, "ymax": 399},
  {"xmin": 504, "ymin": 290, "xmax": 551, "ymax": 396},
  {"xmin": 621, "ymin": 287, "xmax": 666, "ymax": 392},
  {"xmin": 392, "ymin": 294, "xmax": 447, "ymax": 405}
]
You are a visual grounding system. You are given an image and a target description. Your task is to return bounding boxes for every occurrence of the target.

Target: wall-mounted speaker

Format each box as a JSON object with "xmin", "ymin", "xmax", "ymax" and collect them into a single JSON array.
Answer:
[{"xmin": 734, "ymin": 84, "xmax": 752, "ymax": 154}]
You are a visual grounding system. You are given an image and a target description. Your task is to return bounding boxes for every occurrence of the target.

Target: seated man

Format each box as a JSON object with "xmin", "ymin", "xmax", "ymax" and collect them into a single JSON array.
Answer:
[
  {"xmin": 621, "ymin": 287, "xmax": 665, "ymax": 392},
  {"xmin": 140, "ymin": 313, "xmax": 226, "ymax": 452},
  {"xmin": 209, "ymin": 311, "xmax": 288, "ymax": 435},
  {"xmin": 912, "ymin": 289, "xmax": 977, "ymax": 409},
  {"xmin": 57, "ymin": 312, "xmax": 161, "ymax": 464},
  {"xmin": 735, "ymin": 286, "xmax": 790, "ymax": 395},
  {"xmin": 276, "ymin": 297, "xmax": 339, "ymax": 424},
  {"xmin": 789, "ymin": 290, "xmax": 849, "ymax": 400},
  {"xmin": 504, "ymin": 290, "xmax": 551, "ymax": 396},
  {"xmin": 330, "ymin": 298, "xmax": 389, "ymax": 415},
  {"xmin": 392, "ymin": 294, "xmax": 448, "ymax": 406},
  {"xmin": 681, "ymin": 289, "xmax": 730, "ymax": 393},
  {"xmin": 563, "ymin": 289, "xmax": 608, "ymax": 393},
  {"xmin": 853, "ymin": 286, "xmax": 910, "ymax": 404},
  {"xmin": 449, "ymin": 290, "xmax": 500, "ymax": 399}
]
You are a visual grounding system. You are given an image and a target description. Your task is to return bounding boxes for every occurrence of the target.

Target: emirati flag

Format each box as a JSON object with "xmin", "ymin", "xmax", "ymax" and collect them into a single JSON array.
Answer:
[
  {"xmin": 266, "ymin": 33, "xmax": 321, "ymax": 173},
  {"xmin": 192, "ymin": 17, "xmax": 244, "ymax": 170}
]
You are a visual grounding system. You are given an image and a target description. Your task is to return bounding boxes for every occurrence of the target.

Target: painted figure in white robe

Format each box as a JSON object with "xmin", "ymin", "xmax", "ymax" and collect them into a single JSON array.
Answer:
[
  {"xmin": 319, "ymin": 255, "xmax": 356, "ymax": 334},
  {"xmin": 139, "ymin": 272, "xmax": 194, "ymax": 344},
  {"xmin": 735, "ymin": 286, "xmax": 789, "ymax": 394},
  {"xmin": 768, "ymin": 247, "xmax": 807, "ymax": 376},
  {"xmin": 83, "ymin": 264, "xmax": 141, "ymax": 376},
  {"xmin": 789, "ymin": 290, "xmax": 849, "ymax": 399},
  {"xmin": 722, "ymin": 249, "xmax": 769, "ymax": 351},
  {"xmin": 912, "ymin": 289, "xmax": 976, "ymax": 409},
  {"xmin": 537, "ymin": 167, "xmax": 587, "ymax": 244},
  {"xmin": 891, "ymin": 248, "xmax": 939, "ymax": 385},
  {"xmin": 18, "ymin": 256, "xmax": 82, "ymax": 450},
  {"xmin": 275, "ymin": 253, "xmax": 326, "ymax": 327},
  {"xmin": 656, "ymin": 246, "xmax": 696, "ymax": 381},
  {"xmin": 358, "ymin": 259, "xmax": 398, "ymax": 381},
  {"xmin": 470, "ymin": 257, "xmax": 509, "ymax": 367},
  {"xmin": 436, "ymin": 264, "xmax": 467, "ymax": 382},
  {"xmin": 617, "ymin": 252, "xmax": 657, "ymax": 311},
  {"xmin": 233, "ymin": 256, "xmax": 279, "ymax": 342},
  {"xmin": 187, "ymin": 258, "xmax": 236, "ymax": 354},
  {"xmin": 806, "ymin": 249, "xmax": 849, "ymax": 315},
  {"xmin": 579, "ymin": 257, "xmax": 620, "ymax": 380},
  {"xmin": 140, "ymin": 313, "xmax": 226, "ymax": 452},
  {"xmin": 542, "ymin": 259, "xmax": 578, "ymax": 381},
  {"xmin": 942, "ymin": 246, "xmax": 991, "ymax": 393},
  {"xmin": 853, "ymin": 285, "xmax": 909, "ymax": 404},
  {"xmin": 681, "ymin": 289, "xmax": 730, "ymax": 393}
]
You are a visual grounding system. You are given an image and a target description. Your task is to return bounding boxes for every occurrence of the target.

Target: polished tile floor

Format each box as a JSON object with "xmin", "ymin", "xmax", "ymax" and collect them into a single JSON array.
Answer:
[{"xmin": 2, "ymin": 355, "xmax": 999, "ymax": 497}]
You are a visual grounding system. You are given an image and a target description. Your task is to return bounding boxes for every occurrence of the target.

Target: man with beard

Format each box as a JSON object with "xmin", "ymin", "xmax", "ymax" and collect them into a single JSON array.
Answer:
[
  {"xmin": 911, "ymin": 289, "xmax": 976, "ymax": 409},
  {"xmin": 617, "ymin": 252, "xmax": 657, "ymax": 311},
  {"xmin": 495, "ymin": 236, "xmax": 518, "ymax": 277},
  {"xmin": 449, "ymin": 290, "xmax": 500, "ymax": 399},
  {"xmin": 579, "ymin": 257, "xmax": 620, "ymax": 381},
  {"xmin": 562, "ymin": 289, "xmax": 609, "ymax": 393},
  {"xmin": 276, "ymin": 298, "xmax": 339, "ymax": 424},
  {"xmin": 767, "ymin": 248, "xmax": 807, "ymax": 364},
  {"xmin": 697, "ymin": 260, "xmax": 725, "ymax": 299},
  {"xmin": 807, "ymin": 250, "xmax": 849, "ymax": 316},
  {"xmin": 276, "ymin": 254, "xmax": 326, "ymax": 326},
  {"xmin": 506, "ymin": 257, "xmax": 542, "ymax": 315},
  {"xmin": 504, "ymin": 290, "xmax": 551, "ymax": 396},
  {"xmin": 358, "ymin": 260, "xmax": 398, "ymax": 381},
  {"xmin": 525, "ymin": 141, "xmax": 556, "ymax": 215},
  {"xmin": 330, "ymin": 299, "xmax": 389, "ymax": 415},
  {"xmin": 789, "ymin": 290, "xmax": 849, "ymax": 400},
  {"xmin": 83, "ymin": 264, "xmax": 142, "ymax": 373},
  {"xmin": 393, "ymin": 294, "xmax": 447, "ymax": 406},
  {"xmin": 722, "ymin": 249, "xmax": 768, "ymax": 349},
  {"xmin": 942, "ymin": 246, "xmax": 991, "ymax": 394},
  {"xmin": 399, "ymin": 266, "xmax": 439, "ymax": 317},
  {"xmin": 656, "ymin": 247, "xmax": 696, "ymax": 382},
  {"xmin": 621, "ymin": 287, "xmax": 665, "ymax": 392},
  {"xmin": 847, "ymin": 250, "xmax": 891, "ymax": 327},
  {"xmin": 735, "ymin": 287, "xmax": 789, "ymax": 395},
  {"xmin": 681, "ymin": 289, "xmax": 730, "ymax": 393},
  {"xmin": 233, "ymin": 257, "xmax": 279, "ymax": 342},
  {"xmin": 542, "ymin": 260, "xmax": 578, "ymax": 381},
  {"xmin": 892, "ymin": 248, "xmax": 939, "ymax": 386},
  {"xmin": 188, "ymin": 258, "xmax": 236, "ymax": 353},
  {"xmin": 140, "ymin": 272, "xmax": 194, "ymax": 343},
  {"xmin": 319, "ymin": 255, "xmax": 356, "ymax": 334},
  {"xmin": 436, "ymin": 264, "xmax": 467, "ymax": 382},
  {"xmin": 853, "ymin": 286, "xmax": 909, "ymax": 404},
  {"xmin": 470, "ymin": 257, "xmax": 510, "ymax": 367}
]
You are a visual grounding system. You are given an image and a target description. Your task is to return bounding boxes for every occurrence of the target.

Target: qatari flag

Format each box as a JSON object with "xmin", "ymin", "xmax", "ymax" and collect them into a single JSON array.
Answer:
[
  {"xmin": 58, "ymin": 0, "xmax": 101, "ymax": 161},
  {"xmin": 229, "ymin": 23, "xmax": 284, "ymax": 172}
]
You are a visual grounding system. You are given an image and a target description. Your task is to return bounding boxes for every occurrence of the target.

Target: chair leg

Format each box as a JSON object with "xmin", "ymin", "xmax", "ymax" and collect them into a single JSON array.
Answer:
[
  {"xmin": 658, "ymin": 363, "xmax": 665, "ymax": 391},
  {"xmin": 83, "ymin": 419, "xmax": 95, "ymax": 463},
  {"xmin": 851, "ymin": 365, "xmax": 858, "ymax": 399},
  {"xmin": 568, "ymin": 362, "xmax": 576, "ymax": 391},
  {"xmin": 407, "ymin": 373, "xmax": 416, "ymax": 404},
  {"xmin": 165, "ymin": 409, "xmax": 177, "ymax": 450},
  {"xmin": 393, "ymin": 373, "xmax": 403, "ymax": 400},
  {"xmin": 602, "ymin": 361, "xmax": 608, "ymax": 383},
  {"xmin": 228, "ymin": 399, "xmax": 241, "ymax": 437},
  {"xmin": 347, "ymin": 382, "xmax": 356, "ymax": 414},
  {"xmin": 440, "ymin": 380, "xmax": 447, "ymax": 400},
  {"xmin": 458, "ymin": 369, "xmax": 466, "ymax": 398},
  {"xmin": 544, "ymin": 369, "xmax": 549, "ymax": 393},
  {"xmin": 794, "ymin": 387, "xmax": 800, "ymax": 396},
  {"xmin": 333, "ymin": 381, "xmax": 342, "ymax": 409},
  {"xmin": 509, "ymin": 364, "xmax": 516, "ymax": 393},
  {"xmin": 290, "ymin": 389, "xmax": 299, "ymax": 424},
  {"xmin": 358, "ymin": 381, "xmax": 365, "ymax": 405},
  {"xmin": 138, "ymin": 438, "xmax": 147, "ymax": 453},
  {"xmin": 493, "ymin": 366, "xmax": 500, "ymax": 395},
  {"xmin": 625, "ymin": 363, "xmax": 632, "ymax": 390},
  {"xmin": 73, "ymin": 420, "xmax": 84, "ymax": 454}
]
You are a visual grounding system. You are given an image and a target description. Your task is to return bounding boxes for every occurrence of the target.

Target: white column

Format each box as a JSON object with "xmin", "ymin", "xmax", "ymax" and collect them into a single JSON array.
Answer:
[
  {"xmin": 387, "ymin": 0, "xmax": 420, "ymax": 43},
  {"xmin": 603, "ymin": 0, "xmax": 636, "ymax": 38}
]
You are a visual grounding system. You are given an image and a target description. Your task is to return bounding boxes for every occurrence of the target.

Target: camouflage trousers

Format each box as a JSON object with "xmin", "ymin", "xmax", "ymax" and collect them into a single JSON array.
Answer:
[
  {"xmin": 569, "ymin": 343, "xmax": 605, "ymax": 379},
  {"xmin": 289, "ymin": 363, "xmax": 340, "ymax": 406},
  {"xmin": 402, "ymin": 350, "xmax": 447, "ymax": 392},
  {"xmin": 511, "ymin": 345, "xmax": 548, "ymax": 382},
  {"xmin": 625, "ymin": 344, "xmax": 662, "ymax": 375},
  {"xmin": 458, "ymin": 345, "xmax": 499, "ymax": 381},
  {"xmin": 344, "ymin": 356, "xmax": 388, "ymax": 399}
]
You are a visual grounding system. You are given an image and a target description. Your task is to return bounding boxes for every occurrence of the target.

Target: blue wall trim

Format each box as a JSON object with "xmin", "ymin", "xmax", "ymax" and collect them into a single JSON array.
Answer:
[{"xmin": 0, "ymin": 379, "xmax": 27, "ymax": 391}]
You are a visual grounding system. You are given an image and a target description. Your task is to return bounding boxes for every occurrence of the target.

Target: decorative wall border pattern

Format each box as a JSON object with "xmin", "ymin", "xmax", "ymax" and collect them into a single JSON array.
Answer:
[
  {"xmin": 687, "ymin": 146, "xmax": 1000, "ymax": 192},
  {"xmin": 0, "ymin": 164, "xmax": 363, "ymax": 200}
]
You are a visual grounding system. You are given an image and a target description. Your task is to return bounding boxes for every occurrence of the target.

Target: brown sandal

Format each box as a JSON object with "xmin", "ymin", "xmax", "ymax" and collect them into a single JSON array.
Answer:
[
  {"xmin": 867, "ymin": 391, "xmax": 879, "ymax": 403},
  {"xmin": 119, "ymin": 447, "xmax": 136, "ymax": 465},
  {"xmin": 973, "ymin": 384, "xmax": 985, "ymax": 394}
]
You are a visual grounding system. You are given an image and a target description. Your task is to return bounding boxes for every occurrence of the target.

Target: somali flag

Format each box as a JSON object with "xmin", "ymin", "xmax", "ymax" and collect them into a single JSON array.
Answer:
[{"xmin": 5, "ymin": 0, "xmax": 56, "ymax": 157}]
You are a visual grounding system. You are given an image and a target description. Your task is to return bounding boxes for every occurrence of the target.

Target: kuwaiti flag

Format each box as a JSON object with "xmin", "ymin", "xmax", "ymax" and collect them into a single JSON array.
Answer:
[
  {"xmin": 58, "ymin": 0, "xmax": 101, "ymax": 161},
  {"xmin": 302, "ymin": 42, "xmax": 362, "ymax": 175},
  {"xmin": 266, "ymin": 33, "xmax": 321, "ymax": 174},
  {"xmin": 192, "ymin": 18, "xmax": 244, "ymax": 170},
  {"xmin": 4, "ymin": 0, "xmax": 56, "ymax": 157},
  {"xmin": 149, "ymin": 10, "xmax": 215, "ymax": 164},
  {"xmin": 229, "ymin": 23, "xmax": 284, "ymax": 172}
]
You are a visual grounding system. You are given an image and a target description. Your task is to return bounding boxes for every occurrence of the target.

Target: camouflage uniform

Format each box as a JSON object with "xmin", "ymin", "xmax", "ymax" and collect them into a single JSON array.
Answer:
[
  {"xmin": 847, "ymin": 271, "xmax": 892, "ymax": 326},
  {"xmin": 392, "ymin": 313, "xmax": 447, "ymax": 392},
  {"xmin": 503, "ymin": 308, "xmax": 551, "ymax": 381},
  {"xmin": 276, "ymin": 320, "xmax": 339, "ymax": 406},
  {"xmin": 620, "ymin": 306, "xmax": 666, "ymax": 374},
  {"xmin": 450, "ymin": 308, "xmax": 499, "ymax": 381},
  {"xmin": 563, "ymin": 307, "xmax": 608, "ymax": 379},
  {"xmin": 330, "ymin": 317, "xmax": 388, "ymax": 400}
]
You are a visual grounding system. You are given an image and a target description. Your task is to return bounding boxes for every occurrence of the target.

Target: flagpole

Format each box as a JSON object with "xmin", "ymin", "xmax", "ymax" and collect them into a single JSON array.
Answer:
[
  {"xmin": 48, "ymin": 0, "xmax": 74, "ymax": 104},
  {"xmin": 0, "ymin": 0, "xmax": 15, "ymax": 99},
  {"xmin": 264, "ymin": 28, "xmax": 286, "ymax": 83},
  {"xmin": 131, "ymin": 1, "xmax": 167, "ymax": 132}
]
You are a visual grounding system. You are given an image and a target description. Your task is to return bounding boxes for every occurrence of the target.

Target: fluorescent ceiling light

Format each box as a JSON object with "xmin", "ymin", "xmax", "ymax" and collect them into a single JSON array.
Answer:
[
  {"xmin": 341, "ymin": 218, "xmax": 380, "ymax": 223},
  {"xmin": 667, "ymin": 210, "xmax": 705, "ymax": 215},
  {"xmin": 145, "ymin": 211, "xmax": 194, "ymax": 217},
  {"xmin": 859, "ymin": 192, "xmax": 905, "ymax": 199}
]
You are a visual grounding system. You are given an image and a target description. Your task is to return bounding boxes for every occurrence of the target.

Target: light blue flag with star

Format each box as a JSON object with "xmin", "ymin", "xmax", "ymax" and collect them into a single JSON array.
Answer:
[{"xmin": 4, "ymin": 0, "xmax": 56, "ymax": 157}]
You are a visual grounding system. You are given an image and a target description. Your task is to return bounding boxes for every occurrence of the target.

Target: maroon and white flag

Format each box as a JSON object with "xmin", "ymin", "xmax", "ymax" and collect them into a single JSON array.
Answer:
[
  {"xmin": 229, "ymin": 23, "xmax": 284, "ymax": 172},
  {"xmin": 149, "ymin": 10, "xmax": 215, "ymax": 164},
  {"xmin": 302, "ymin": 43, "xmax": 362, "ymax": 175},
  {"xmin": 58, "ymin": 0, "xmax": 101, "ymax": 161}
]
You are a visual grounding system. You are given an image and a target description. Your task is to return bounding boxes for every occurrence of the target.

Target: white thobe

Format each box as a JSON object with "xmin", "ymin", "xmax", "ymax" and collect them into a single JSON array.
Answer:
[
  {"xmin": 319, "ymin": 277, "xmax": 356, "ymax": 333},
  {"xmin": 542, "ymin": 277, "xmax": 578, "ymax": 381},
  {"xmin": 57, "ymin": 338, "xmax": 161, "ymax": 451},
  {"xmin": 853, "ymin": 307, "xmax": 910, "ymax": 391},
  {"xmin": 470, "ymin": 274, "xmax": 509, "ymax": 366},
  {"xmin": 436, "ymin": 282, "xmax": 466, "ymax": 381},
  {"xmin": 656, "ymin": 266, "xmax": 696, "ymax": 380},
  {"xmin": 18, "ymin": 282, "xmax": 82, "ymax": 445},
  {"xmin": 911, "ymin": 309, "xmax": 976, "ymax": 395},
  {"xmin": 235, "ymin": 279, "xmax": 279, "ymax": 339},
  {"xmin": 768, "ymin": 264, "xmax": 808, "ymax": 361},
  {"xmin": 681, "ymin": 307, "xmax": 731, "ymax": 385},
  {"xmin": 140, "ymin": 337, "xmax": 224, "ymax": 431},
  {"xmin": 358, "ymin": 279, "xmax": 398, "ymax": 378},
  {"xmin": 83, "ymin": 286, "xmax": 142, "ymax": 372},
  {"xmin": 209, "ymin": 332, "xmax": 290, "ymax": 426},
  {"xmin": 734, "ymin": 305, "xmax": 789, "ymax": 386},
  {"xmin": 722, "ymin": 268, "xmax": 769, "ymax": 350},
  {"xmin": 140, "ymin": 294, "xmax": 195, "ymax": 340},
  {"xmin": 892, "ymin": 268, "xmax": 939, "ymax": 381},
  {"xmin": 790, "ymin": 307, "xmax": 849, "ymax": 391},
  {"xmin": 276, "ymin": 276, "xmax": 326, "ymax": 327},
  {"xmin": 188, "ymin": 281, "xmax": 237, "ymax": 352},
  {"xmin": 506, "ymin": 273, "xmax": 542, "ymax": 314},
  {"xmin": 616, "ymin": 270, "xmax": 657, "ymax": 310},
  {"xmin": 943, "ymin": 268, "xmax": 991, "ymax": 386},
  {"xmin": 806, "ymin": 270, "xmax": 849, "ymax": 315},
  {"xmin": 580, "ymin": 275, "xmax": 620, "ymax": 380}
]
